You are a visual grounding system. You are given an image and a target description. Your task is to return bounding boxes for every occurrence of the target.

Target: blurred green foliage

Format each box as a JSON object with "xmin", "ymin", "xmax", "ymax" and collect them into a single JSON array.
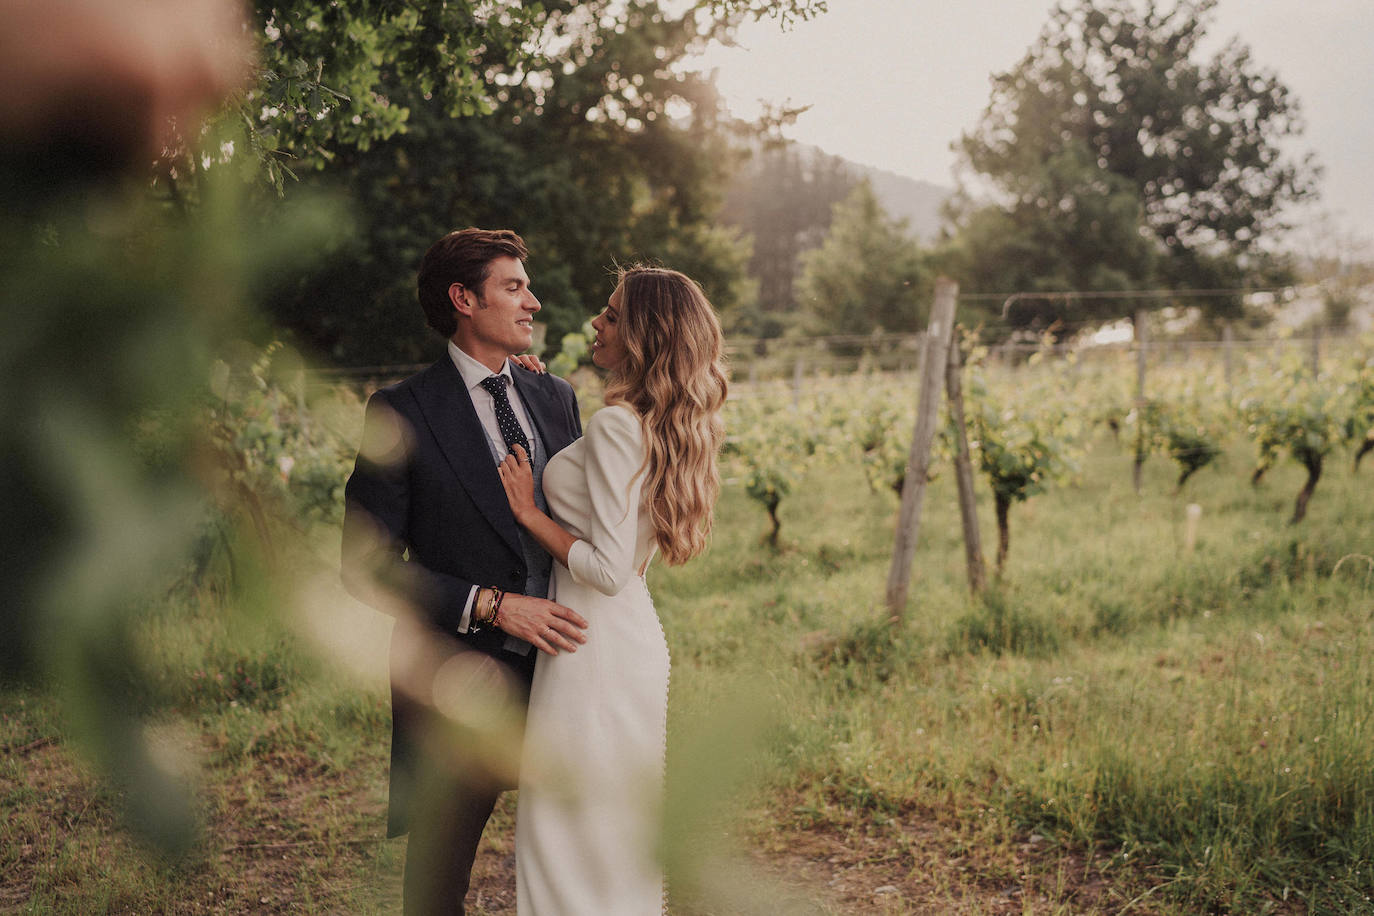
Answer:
[
  {"xmin": 963, "ymin": 341, "xmax": 1082, "ymax": 572},
  {"xmin": 1240, "ymin": 358, "xmax": 1353, "ymax": 522},
  {"xmin": 1128, "ymin": 398, "xmax": 1224, "ymax": 492},
  {"xmin": 546, "ymin": 319, "xmax": 594, "ymax": 378},
  {"xmin": 202, "ymin": 341, "xmax": 358, "ymax": 535},
  {"xmin": 1, "ymin": 141, "xmax": 344, "ymax": 855}
]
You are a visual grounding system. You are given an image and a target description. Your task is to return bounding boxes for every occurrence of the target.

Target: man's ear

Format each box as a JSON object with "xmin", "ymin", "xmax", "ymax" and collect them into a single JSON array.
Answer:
[{"xmin": 448, "ymin": 283, "xmax": 472, "ymax": 317}]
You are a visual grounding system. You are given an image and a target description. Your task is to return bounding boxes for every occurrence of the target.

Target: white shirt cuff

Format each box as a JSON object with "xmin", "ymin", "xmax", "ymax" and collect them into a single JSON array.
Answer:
[{"xmin": 457, "ymin": 584, "xmax": 477, "ymax": 633}]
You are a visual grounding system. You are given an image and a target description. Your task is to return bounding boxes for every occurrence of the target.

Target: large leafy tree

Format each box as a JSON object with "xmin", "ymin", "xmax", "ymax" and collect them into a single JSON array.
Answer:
[
  {"xmin": 948, "ymin": 0, "xmax": 1318, "ymax": 327},
  {"xmin": 245, "ymin": 1, "xmax": 536, "ymax": 181},
  {"xmin": 796, "ymin": 181, "xmax": 928, "ymax": 335},
  {"xmin": 265, "ymin": 0, "xmax": 762, "ymax": 365},
  {"xmin": 221, "ymin": 0, "xmax": 825, "ymax": 188},
  {"xmin": 938, "ymin": 142, "xmax": 1158, "ymax": 329}
]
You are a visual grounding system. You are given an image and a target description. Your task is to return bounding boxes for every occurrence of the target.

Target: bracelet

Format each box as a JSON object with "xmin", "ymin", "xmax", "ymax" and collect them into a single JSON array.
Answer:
[
  {"xmin": 490, "ymin": 588, "xmax": 507, "ymax": 629},
  {"xmin": 478, "ymin": 587, "xmax": 504, "ymax": 626},
  {"xmin": 471, "ymin": 587, "xmax": 500, "ymax": 631}
]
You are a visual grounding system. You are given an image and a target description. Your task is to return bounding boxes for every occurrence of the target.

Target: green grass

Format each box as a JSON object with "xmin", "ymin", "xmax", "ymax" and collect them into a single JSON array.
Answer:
[
  {"xmin": 1, "ymin": 548, "xmax": 399, "ymax": 914},
  {"xmin": 656, "ymin": 429, "xmax": 1374, "ymax": 912},
  {"xmin": 5, "ymin": 428, "xmax": 1374, "ymax": 912}
]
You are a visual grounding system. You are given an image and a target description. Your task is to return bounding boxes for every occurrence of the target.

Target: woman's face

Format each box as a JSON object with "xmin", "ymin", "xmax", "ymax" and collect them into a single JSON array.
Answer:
[{"xmin": 590, "ymin": 284, "xmax": 629, "ymax": 370}]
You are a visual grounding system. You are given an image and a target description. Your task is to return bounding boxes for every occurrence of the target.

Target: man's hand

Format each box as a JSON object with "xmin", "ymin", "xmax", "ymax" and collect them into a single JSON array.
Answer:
[{"xmin": 498, "ymin": 593, "xmax": 588, "ymax": 656}]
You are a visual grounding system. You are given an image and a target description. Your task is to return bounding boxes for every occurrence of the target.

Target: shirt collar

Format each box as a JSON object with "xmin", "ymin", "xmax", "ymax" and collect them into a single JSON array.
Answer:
[{"xmin": 448, "ymin": 341, "xmax": 512, "ymax": 393}]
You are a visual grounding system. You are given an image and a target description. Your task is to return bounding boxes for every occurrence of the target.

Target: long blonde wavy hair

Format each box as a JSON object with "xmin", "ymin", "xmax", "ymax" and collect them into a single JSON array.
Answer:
[{"xmin": 602, "ymin": 266, "xmax": 728, "ymax": 566}]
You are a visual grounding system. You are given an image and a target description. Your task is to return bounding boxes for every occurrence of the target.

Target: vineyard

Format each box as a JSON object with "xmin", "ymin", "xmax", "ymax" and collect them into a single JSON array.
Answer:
[
  {"xmin": 193, "ymin": 330, "xmax": 1374, "ymax": 584},
  {"xmin": 9, "ymin": 334, "xmax": 1374, "ymax": 913},
  {"xmin": 689, "ymin": 330, "xmax": 1374, "ymax": 911},
  {"xmin": 722, "ymin": 331, "xmax": 1374, "ymax": 565}
]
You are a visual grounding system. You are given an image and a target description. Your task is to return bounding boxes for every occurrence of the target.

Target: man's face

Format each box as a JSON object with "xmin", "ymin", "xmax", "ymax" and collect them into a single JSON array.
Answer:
[{"xmin": 457, "ymin": 256, "xmax": 540, "ymax": 360}]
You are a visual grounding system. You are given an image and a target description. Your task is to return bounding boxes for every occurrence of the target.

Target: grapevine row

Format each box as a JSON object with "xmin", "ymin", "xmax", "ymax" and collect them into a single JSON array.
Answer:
[{"xmin": 721, "ymin": 335, "xmax": 1374, "ymax": 564}]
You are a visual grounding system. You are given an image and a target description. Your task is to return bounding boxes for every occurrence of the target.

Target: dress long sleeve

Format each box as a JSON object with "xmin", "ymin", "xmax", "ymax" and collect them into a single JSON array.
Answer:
[{"xmin": 564, "ymin": 405, "xmax": 646, "ymax": 596}]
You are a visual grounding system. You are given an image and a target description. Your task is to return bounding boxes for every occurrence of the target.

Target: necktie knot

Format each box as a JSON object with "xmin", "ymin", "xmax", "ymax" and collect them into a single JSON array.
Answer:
[{"xmin": 480, "ymin": 374, "xmax": 531, "ymax": 457}]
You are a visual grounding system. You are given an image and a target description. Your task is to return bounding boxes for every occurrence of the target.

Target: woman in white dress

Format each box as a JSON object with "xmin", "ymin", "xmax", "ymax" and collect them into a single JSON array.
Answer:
[{"xmin": 496, "ymin": 266, "xmax": 727, "ymax": 915}]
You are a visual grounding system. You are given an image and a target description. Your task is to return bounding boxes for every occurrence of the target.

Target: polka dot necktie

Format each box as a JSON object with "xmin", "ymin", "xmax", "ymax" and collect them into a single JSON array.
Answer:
[{"xmin": 479, "ymin": 375, "xmax": 531, "ymax": 458}]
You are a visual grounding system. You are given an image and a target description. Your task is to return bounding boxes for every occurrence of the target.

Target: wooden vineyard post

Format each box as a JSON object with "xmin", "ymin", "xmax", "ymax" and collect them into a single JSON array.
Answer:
[
  {"xmin": 945, "ymin": 328, "xmax": 986, "ymax": 594},
  {"xmin": 1133, "ymin": 309, "xmax": 1148, "ymax": 494},
  {"xmin": 885, "ymin": 277, "xmax": 959, "ymax": 619}
]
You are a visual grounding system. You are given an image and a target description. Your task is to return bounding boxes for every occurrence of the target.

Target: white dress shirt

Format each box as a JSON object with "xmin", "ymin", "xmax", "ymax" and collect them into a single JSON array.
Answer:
[
  {"xmin": 447, "ymin": 341, "xmax": 538, "ymax": 635},
  {"xmin": 448, "ymin": 341, "xmax": 536, "ymax": 450}
]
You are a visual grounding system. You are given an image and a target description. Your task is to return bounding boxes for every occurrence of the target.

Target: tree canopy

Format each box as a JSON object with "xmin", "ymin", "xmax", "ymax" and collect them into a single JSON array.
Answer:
[
  {"xmin": 229, "ymin": 0, "xmax": 826, "ymax": 188},
  {"xmin": 258, "ymin": 0, "xmax": 784, "ymax": 364},
  {"xmin": 947, "ymin": 0, "xmax": 1318, "ymax": 328}
]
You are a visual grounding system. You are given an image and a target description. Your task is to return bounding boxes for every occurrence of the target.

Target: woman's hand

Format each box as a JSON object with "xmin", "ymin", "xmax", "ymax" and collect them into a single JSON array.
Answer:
[
  {"xmin": 497, "ymin": 443, "xmax": 538, "ymax": 524},
  {"xmin": 511, "ymin": 353, "xmax": 547, "ymax": 374},
  {"xmin": 496, "ymin": 443, "xmax": 580, "ymax": 568}
]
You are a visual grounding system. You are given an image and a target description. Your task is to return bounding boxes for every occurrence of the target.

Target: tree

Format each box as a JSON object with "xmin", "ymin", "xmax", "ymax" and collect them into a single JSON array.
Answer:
[
  {"xmin": 720, "ymin": 143, "xmax": 856, "ymax": 336},
  {"xmin": 795, "ymin": 181, "xmax": 928, "ymax": 335},
  {"xmin": 1295, "ymin": 216, "xmax": 1374, "ymax": 330},
  {"xmin": 213, "ymin": 0, "xmax": 826, "ymax": 190},
  {"xmin": 949, "ymin": 0, "xmax": 1318, "ymax": 327},
  {"xmin": 263, "ymin": 0, "xmax": 762, "ymax": 365},
  {"xmin": 937, "ymin": 142, "xmax": 1157, "ymax": 331}
]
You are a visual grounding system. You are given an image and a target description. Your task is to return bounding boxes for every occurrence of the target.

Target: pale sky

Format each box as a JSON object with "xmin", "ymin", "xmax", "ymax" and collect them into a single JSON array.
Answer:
[{"xmin": 695, "ymin": 0, "xmax": 1374, "ymax": 243}]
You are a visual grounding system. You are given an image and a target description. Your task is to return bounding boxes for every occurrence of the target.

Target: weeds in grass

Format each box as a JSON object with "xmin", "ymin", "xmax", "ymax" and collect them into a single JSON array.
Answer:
[
  {"xmin": 8, "ymin": 427, "xmax": 1374, "ymax": 912},
  {"xmin": 949, "ymin": 587, "xmax": 1061, "ymax": 657},
  {"xmin": 657, "ymin": 437, "xmax": 1374, "ymax": 912}
]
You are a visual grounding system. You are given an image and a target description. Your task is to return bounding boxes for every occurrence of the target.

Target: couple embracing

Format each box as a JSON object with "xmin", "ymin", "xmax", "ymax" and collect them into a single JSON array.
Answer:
[{"xmin": 341, "ymin": 228, "xmax": 728, "ymax": 914}]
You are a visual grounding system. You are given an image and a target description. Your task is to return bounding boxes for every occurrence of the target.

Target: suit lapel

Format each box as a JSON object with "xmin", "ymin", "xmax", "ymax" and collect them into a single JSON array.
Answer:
[
  {"xmin": 409, "ymin": 359, "xmax": 523, "ymax": 557},
  {"xmin": 511, "ymin": 368, "xmax": 575, "ymax": 455}
]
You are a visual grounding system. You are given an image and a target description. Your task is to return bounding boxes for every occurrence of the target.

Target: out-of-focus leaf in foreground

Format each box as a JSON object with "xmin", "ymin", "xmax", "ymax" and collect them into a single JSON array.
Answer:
[{"xmin": 1, "ymin": 153, "xmax": 343, "ymax": 856}]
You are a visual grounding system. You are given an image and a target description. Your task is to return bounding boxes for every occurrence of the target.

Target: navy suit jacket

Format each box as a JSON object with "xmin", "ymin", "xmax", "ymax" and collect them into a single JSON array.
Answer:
[{"xmin": 341, "ymin": 357, "xmax": 581, "ymax": 835}]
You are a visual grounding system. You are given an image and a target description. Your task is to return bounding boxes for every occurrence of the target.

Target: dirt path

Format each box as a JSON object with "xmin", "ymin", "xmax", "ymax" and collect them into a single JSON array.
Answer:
[
  {"xmin": 6, "ymin": 738, "xmax": 1165, "ymax": 915},
  {"xmin": 463, "ymin": 794, "xmax": 1157, "ymax": 915}
]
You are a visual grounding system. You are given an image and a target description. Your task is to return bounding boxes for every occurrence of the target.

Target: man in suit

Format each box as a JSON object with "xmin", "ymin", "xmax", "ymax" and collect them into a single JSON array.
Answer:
[{"xmin": 341, "ymin": 228, "xmax": 589, "ymax": 915}]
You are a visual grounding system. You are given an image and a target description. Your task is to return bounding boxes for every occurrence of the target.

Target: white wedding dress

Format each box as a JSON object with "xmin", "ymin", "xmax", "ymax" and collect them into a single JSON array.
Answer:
[{"xmin": 516, "ymin": 405, "xmax": 668, "ymax": 915}]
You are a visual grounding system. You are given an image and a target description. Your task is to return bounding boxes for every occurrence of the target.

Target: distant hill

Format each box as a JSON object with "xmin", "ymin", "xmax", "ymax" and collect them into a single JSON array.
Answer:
[
  {"xmin": 793, "ymin": 143, "xmax": 953, "ymax": 242},
  {"xmin": 717, "ymin": 139, "xmax": 955, "ymax": 326},
  {"xmin": 854, "ymin": 162, "xmax": 953, "ymax": 242}
]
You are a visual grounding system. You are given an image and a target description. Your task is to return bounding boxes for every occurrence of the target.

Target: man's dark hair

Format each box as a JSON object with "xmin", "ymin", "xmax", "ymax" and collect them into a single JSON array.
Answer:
[{"xmin": 417, "ymin": 228, "xmax": 529, "ymax": 338}]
